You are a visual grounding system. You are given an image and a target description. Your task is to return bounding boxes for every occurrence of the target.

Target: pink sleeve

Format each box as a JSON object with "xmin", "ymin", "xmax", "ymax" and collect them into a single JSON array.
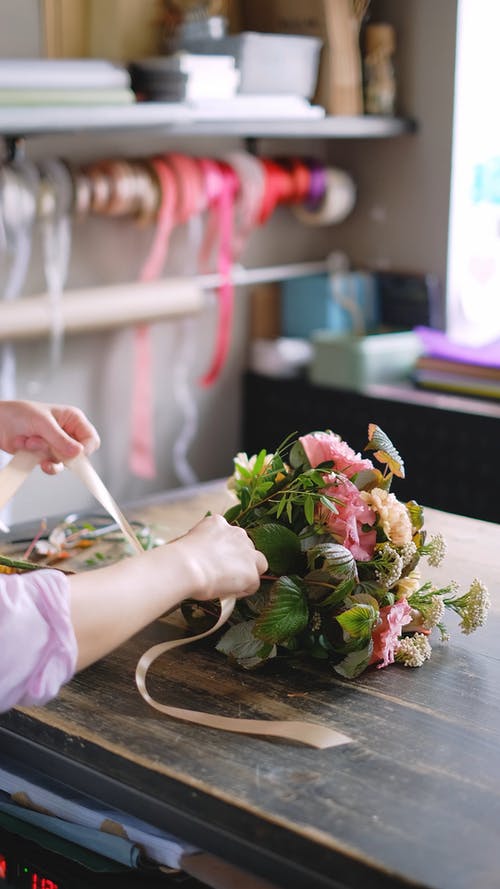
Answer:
[{"xmin": 0, "ymin": 569, "xmax": 77, "ymax": 712}]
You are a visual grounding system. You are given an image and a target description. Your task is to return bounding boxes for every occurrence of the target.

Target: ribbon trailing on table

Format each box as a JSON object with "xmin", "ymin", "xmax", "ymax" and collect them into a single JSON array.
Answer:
[{"xmin": 0, "ymin": 453, "xmax": 352, "ymax": 749}]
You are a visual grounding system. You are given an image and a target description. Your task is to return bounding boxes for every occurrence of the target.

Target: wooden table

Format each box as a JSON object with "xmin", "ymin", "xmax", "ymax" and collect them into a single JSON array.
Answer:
[{"xmin": 0, "ymin": 481, "xmax": 499, "ymax": 889}]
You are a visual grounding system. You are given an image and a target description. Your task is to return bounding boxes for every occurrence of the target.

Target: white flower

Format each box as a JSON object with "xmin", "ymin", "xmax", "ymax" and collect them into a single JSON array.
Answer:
[
  {"xmin": 395, "ymin": 633, "xmax": 432, "ymax": 667},
  {"xmin": 459, "ymin": 579, "xmax": 490, "ymax": 635},
  {"xmin": 426, "ymin": 533, "xmax": 446, "ymax": 567},
  {"xmin": 422, "ymin": 595, "xmax": 445, "ymax": 630}
]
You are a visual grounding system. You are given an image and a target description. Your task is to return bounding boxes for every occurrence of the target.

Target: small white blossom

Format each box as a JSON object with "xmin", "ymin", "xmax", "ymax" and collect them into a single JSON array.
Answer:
[
  {"xmin": 310, "ymin": 610, "xmax": 322, "ymax": 631},
  {"xmin": 426, "ymin": 533, "xmax": 446, "ymax": 567},
  {"xmin": 395, "ymin": 633, "xmax": 432, "ymax": 667},
  {"xmin": 374, "ymin": 543, "xmax": 404, "ymax": 588},
  {"xmin": 422, "ymin": 595, "xmax": 445, "ymax": 630},
  {"xmin": 399, "ymin": 541, "xmax": 418, "ymax": 568},
  {"xmin": 459, "ymin": 579, "xmax": 490, "ymax": 635}
]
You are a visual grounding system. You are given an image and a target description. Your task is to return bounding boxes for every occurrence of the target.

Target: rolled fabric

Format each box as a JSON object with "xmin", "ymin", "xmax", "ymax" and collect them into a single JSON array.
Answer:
[{"xmin": 293, "ymin": 167, "xmax": 356, "ymax": 226}]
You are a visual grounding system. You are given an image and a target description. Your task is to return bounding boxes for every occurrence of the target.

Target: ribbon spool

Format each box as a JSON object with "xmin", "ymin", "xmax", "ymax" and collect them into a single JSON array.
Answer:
[
  {"xmin": 129, "ymin": 157, "xmax": 179, "ymax": 480},
  {"xmin": 0, "ymin": 450, "xmax": 352, "ymax": 750},
  {"xmin": 292, "ymin": 167, "xmax": 356, "ymax": 226},
  {"xmin": 0, "ymin": 162, "xmax": 38, "ymax": 408},
  {"xmin": 225, "ymin": 151, "xmax": 266, "ymax": 258},
  {"xmin": 37, "ymin": 158, "xmax": 74, "ymax": 372},
  {"xmin": 163, "ymin": 153, "xmax": 207, "ymax": 486}
]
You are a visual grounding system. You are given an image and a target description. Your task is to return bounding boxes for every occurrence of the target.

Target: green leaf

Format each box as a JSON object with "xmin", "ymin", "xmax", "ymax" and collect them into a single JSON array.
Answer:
[
  {"xmin": 254, "ymin": 575, "xmax": 309, "ymax": 644},
  {"xmin": 286, "ymin": 499, "xmax": 293, "ymax": 523},
  {"xmin": 216, "ymin": 621, "xmax": 277, "ymax": 669},
  {"xmin": 289, "ymin": 440, "xmax": 308, "ymax": 468},
  {"xmin": 0, "ymin": 553, "xmax": 50, "ymax": 572},
  {"xmin": 336, "ymin": 604, "xmax": 378, "ymax": 640},
  {"xmin": 233, "ymin": 461, "xmax": 252, "ymax": 479},
  {"xmin": 406, "ymin": 500, "xmax": 424, "ymax": 530},
  {"xmin": 334, "ymin": 641, "xmax": 374, "ymax": 678},
  {"xmin": 253, "ymin": 448, "xmax": 267, "ymax": 474},
  {"xmin": 224, "ymin": 503, "xmax": 243, "ymax": 524},
  {"xmin": 307, "ymin": 542, "xmax": 357, "ymax": 581},
  {"xmin": 248, "ymin": 523, "xmax": 303, "ymax": 574},
  {"xmin": 318, "ymin": 577, "xmax": 356, "ymax": 608},
  {"xmin": 276, "ymin": 496, "xmax": 286, "ymax": 519},
  {"xmin": 304, "ymin": 494, "xmax": 315, "ymax": 526},
  {"xmin": 365, "ymin": 424, "xmax": 405, "ymax": 479},
  {"xmin": 319, "ymin": 494, "xmax": 338, "ymax": 512}
]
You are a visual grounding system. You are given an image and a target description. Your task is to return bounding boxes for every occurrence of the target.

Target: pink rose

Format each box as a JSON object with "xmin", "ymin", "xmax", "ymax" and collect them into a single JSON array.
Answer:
[
  {"xmin": 300, "ymin": 430, "xmax": 374, "ymax": 479},
  {"xmin": 370, "ymin": 598, "xmax": 412, "ymax": 668},
  {"xmin": 319, "ymin": 474, "xmax": 376, "ymax": 561}
]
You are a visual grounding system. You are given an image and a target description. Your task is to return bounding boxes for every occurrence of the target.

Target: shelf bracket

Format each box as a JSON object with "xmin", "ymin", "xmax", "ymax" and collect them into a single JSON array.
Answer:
[
  {"xmin": 244, "ymin": 136, "xmax": 259, "ymax": 155},
  {"xmin": 1, "ymin": 135, "xmax": 26, "ymax": 164}
]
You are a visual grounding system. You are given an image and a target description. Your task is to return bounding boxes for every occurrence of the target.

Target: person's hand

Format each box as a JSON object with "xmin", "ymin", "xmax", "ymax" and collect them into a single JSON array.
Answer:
[
  {"xmin": 171, "ymin": 514, "xmax": 268, "ymax": 601},
  {"xmin": 0, "ymin": 400, "xmax": 100, "ymax": 475}
]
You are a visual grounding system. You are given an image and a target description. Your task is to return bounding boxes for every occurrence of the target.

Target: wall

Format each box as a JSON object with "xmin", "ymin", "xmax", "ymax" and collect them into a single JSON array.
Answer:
[{"xmin": 0, "ymin": 0, "xmax": 459, "ymax": 524}]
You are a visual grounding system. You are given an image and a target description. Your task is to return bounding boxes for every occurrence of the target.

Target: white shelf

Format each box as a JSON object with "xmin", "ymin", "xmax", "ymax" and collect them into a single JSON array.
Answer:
[{"xmin": 0, "ymin": 103, "xmax": 415, "ymax": 139}]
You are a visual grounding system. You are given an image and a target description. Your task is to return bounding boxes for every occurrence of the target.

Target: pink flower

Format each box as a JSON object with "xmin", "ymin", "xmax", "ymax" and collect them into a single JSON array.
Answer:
[
  {"xmin": 319, "ymin": 474, "xmax": 377, "ymax": 561},
  {"xmin": 300, "ymin": 430, "xmax": 374, "ymax": 479},
  {"xmin": 370, "ymin": 598, "xmax": 412, "ymax": 668}
]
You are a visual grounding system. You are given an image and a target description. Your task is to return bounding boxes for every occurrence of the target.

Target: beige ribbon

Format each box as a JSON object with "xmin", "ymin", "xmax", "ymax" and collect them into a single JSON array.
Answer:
[{"xmin": 0, "ymin": 451, "xmax": 352, "ymax": 750}]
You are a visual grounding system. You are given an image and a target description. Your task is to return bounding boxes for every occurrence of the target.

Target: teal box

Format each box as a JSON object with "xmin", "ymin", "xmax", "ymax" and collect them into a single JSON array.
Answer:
[
  {"xmin": 309, "ymin": 330, "xmax": 423, "ymax": 391},
  {"xmin": 281, "ymin": 272, "xmax": 379, "ymax": 339}
]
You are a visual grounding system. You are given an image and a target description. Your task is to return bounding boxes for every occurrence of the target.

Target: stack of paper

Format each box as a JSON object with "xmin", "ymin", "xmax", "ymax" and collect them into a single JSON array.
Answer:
[
  {"xmin": 0, "ymin": 59, "xmax": 135, "ymax": 106},
  {"xmin": 414, "ymin": 326, "xmax": 500, "ymax": 400}
]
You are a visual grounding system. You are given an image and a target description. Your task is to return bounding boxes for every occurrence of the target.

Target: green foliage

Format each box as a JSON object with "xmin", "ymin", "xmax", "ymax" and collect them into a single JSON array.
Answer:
[
  {"xmin": 307, "ymin": 542, "xmax": 357, "ymax": 581},
  {"xmin": 336, "ymin": 604, "xmax": 378, "ymax": 640},
  {"xmin": 334, "ymin": 641, "xmax": 374, "ymax": 678},
  {"xmin": 254, "ymin": 576, "xmax": 309, "ymax": 644},
  {"xmin": 216, "ymin": 621, "xmax": 277, "ymax": 669},
  {"xmin": 248, "ymin": 524, "xmax": 303, "ymax": 575}
]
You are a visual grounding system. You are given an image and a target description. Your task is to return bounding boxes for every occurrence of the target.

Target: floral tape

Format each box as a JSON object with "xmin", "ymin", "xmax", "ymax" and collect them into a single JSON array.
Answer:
[{"xmin": 0, "ymin": 452, "xmax": 352, "ymax": 749}]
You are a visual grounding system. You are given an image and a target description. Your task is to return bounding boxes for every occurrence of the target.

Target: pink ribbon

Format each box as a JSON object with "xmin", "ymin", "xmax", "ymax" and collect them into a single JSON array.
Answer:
[
  {"xmin": 129, "ymin": 158, "xmax": 177, "ymax": 478},
  {"xmin": 197, "ymin": 159, "xmax": 239, "ymax": 387}
]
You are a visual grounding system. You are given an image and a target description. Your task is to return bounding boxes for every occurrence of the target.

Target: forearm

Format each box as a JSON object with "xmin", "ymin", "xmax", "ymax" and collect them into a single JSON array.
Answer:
[{"xmin": 69, "ymin": 542, "xmax": 201, "ymax": 671}]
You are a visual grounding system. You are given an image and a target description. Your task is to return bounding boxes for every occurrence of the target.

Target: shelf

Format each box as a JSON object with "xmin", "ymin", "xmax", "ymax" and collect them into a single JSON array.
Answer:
[{"xmin": 0, "ymin": 103, "xmax": 415, "ymax": 139}]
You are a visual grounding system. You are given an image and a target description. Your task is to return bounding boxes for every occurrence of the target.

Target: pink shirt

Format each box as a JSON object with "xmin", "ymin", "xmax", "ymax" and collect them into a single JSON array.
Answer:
[{"xmin": 0, "ymin": 569, "xmax": 77, "ymax": 712}]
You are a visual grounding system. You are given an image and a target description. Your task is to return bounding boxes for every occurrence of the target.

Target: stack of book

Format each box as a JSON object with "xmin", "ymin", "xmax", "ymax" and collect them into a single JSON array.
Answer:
[
  {"xmin": 413, "ymin": 326, "xmax": 500, "ymax": 400},
  {"xmin": 0, "ymin": 59, "xmax": 135, "ymax": 106}
]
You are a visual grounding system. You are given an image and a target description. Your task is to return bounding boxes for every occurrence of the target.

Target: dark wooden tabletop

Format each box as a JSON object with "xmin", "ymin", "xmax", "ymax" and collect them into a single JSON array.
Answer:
[{"xmin": 0, "ymin": 481, "xmax": 499, "ymax": 889}]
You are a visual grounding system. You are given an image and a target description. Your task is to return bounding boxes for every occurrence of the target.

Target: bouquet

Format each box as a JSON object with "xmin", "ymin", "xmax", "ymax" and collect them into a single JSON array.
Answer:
[{"xmin": 192, "ymin": 425, "xmax": 490, "ymax": 678}]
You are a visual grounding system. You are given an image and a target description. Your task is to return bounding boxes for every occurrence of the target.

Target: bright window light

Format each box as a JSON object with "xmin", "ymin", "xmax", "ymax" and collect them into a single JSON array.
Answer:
[{"xmin": 446, "ymin": 0, "xmax": 500, "ymax": 344}]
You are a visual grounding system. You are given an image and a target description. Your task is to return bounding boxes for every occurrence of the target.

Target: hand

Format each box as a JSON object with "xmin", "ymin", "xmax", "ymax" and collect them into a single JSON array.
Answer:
[
  {"xmin": 0, "ymin": 400, "xmax": 100, "ymax": 475},
  {"xmin": 172, "ymin": 514, "xmax": 268, "ymax": 601}
]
